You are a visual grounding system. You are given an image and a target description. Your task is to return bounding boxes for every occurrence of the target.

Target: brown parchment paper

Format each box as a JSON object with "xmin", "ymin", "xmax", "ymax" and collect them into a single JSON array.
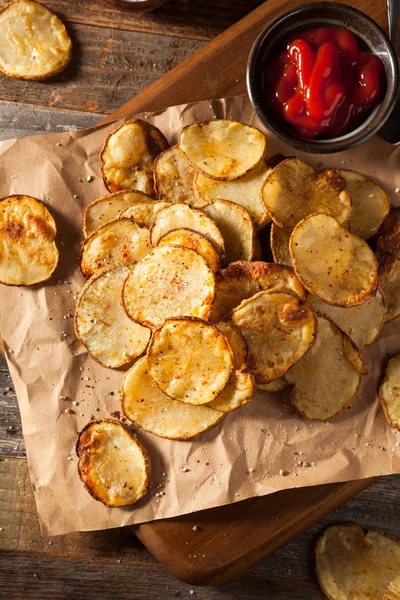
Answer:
[{"xmin": 1, "ymin": 95, "xmax": 400, "ymax": 537}]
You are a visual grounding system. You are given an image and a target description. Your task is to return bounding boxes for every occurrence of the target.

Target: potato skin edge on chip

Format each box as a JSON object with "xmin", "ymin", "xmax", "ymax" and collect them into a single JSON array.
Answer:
[
  {"xmin": 379, "ymin": 354, "xmax": 400, "ymax": 432},
  {"xmin": 83, "ymin": 189, "xmax": 152, "ymax": 237}
]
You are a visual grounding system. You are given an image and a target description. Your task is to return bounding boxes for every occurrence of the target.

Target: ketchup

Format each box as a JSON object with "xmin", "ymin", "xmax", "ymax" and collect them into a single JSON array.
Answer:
[{"xmin": 265, "ymin": 27, "xmax": 384, "ymax": 139}]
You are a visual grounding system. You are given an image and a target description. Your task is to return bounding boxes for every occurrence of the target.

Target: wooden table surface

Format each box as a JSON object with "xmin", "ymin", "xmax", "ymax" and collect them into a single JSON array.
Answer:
[{"xmin": 0, "ymin": 1, "xmax": 399, "ymax": 598}]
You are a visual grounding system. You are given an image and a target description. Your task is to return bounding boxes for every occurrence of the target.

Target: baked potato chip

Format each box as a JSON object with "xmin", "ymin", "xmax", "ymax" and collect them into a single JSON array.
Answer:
[
  {"xmin": 215, "ymin": 321, "xmax": 247, "ymax": 369},
  {"xmin": 377, "ymin": 250, "xmax": 400, "ymax": 323},
  {"xmin": 76, "ymin": 419, "xmax": 150, "ymax": 507},
  {"xmin": 0, "ymin": 0, "xmax": 71, "ymax": 80},
  {"xmin": 286, "ymin": 316, "xmax": 361, "ymax": 420},
  {"xmin": 101, "ymin": 120, "xmax": 168, "ymax": 195},
  {"xmin": 307, "ymin": 289, "xmax": 386, "ymax": 348},
  {"xmin": 179, "ymin": 120, "xmax": 266, "ymax": 180},
  {"xmin": 150, "ymin": 202, "xmax": 225, "ymax": 255},
  {"xmin": 75, "ymin": 266, "xmax": 150, "ymax": 368},
  {"xmin": 120, "ymin": 200, "xmax": 169, "ymax": 229},
  {"xmin": 209, "ymin": 261, "xmax": 306, "ymax": 323},
  {"xmin": 315, "ymin": 523, "xmax": 400, "ymax": 600},
  {"xmin": 123, "ymin": 245, "xmax": 215, "ymax": 328},
  {"xmin": 80, "ymin": 217, "xmax": 151, "ymax": 279},
  {"xmin": 208, "ymin": 369, "xmax": 255, "ymax": 412},
  {"xmin": 230, "ymin": 291, "xmax": 316, "ymax": 383},
  {"xmin": 379, "ymin": 354, "xmax": 400, "ymax": 431},
  {"xmin": 153, "ymin": 145, "xmax": 198, "ymax": 204},
  {"xmin": 341, "ymin": 170, "xmax": 390, "ymax": 240},
  {"xmin": 343, "ymin": 336, "xmax": 368, "ymax": 374},
  {"xmin": 83, "ymin": 190, "xmax": 152, "ymax": 237},
  {"xmin": 157, "ymin": 228, "xmax": 220, "ymax": 273},
  {"xmin": 262, "ymin": 158, "xmax": 351, "ymax": 229},
  {"xmin": 290, "ymin": 214, "xmax": 378, "ymax": 307},
  {"xmin": 0, "ymin": 194, "xmax": 58, "ymax": 285},
  {"xmin": 122, "ymin": 357, "xmax": 224, "ymax": 440},
  {"xmin": 258, "ymin": 378, "xmax": 288, "ymax": 393},
  {"xmin": 193, "ymin": 160, "xmax": 271, "ymax": 229},
  {"xmin": 377, "ymin": 207, "xmax": 400, "ymax": 260},
  {"xmin": 270, "ymin": 223, "xmax": 292, "ymax": 267},
  {"xmin": 202, "ymin": 199, "xmax": 255, "ymax": 263},
  {"xmin": 147, "ymin": 318, "xmax": 233, "ymax": 405}
]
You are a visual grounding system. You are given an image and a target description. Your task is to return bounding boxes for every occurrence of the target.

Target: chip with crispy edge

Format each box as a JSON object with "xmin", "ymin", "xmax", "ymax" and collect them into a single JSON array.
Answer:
[
  {"xmin": 120, "ymin": 200, "xmax": 169, "ymax": 229},
  {"xmin": 230, "ymin": 291, "xmax": 316, "ymax": 383},
  {"xmin": 75, "ymin": 266, "xmax": 150, "ymax": 368},
  {"xmin": 150, "ymin": 202, "xmax": 225, "ymax": 256},
  {"xmin": 377, "ymin": 250, "xmax": 400, "ymax": 323},
  {"xmin": 121, "ymin": 357, "xmax": 224, "ymax": 439},
  {"xmin": 377, "ymin": 207, "xmax": 400, "ymax": 260},
  {"xmin": 202, "ymin": 199, "xmax": 256, "ymax": 263},
  {"xmin": 270, "ymin": 223, "xmax": 292, "ymax": 267},
  {"xmin": 0, "ymin": 194, "xmax": 59, "ymax": 285},
  {"xmin": 379, "ymin": 354, "xmax": 400, "ymax": 431},
  {"xmin": 147, "ymin": 318, "xmax": 233, "ymax": 405},
  {"xmin": 262, "ymin": 158, "xmax": 351, "ymax": 229},
  {"xmin": 341, "ymin": 170, "xmax": 390, "ymax": 240},
  {"xmin": 209, "ymin": 261, "xmax": 306, "ymax": 323},
  {"xmin": 76, "ymin": 420, "xmax": 150, "ymax": 507},
  {"xmin": 83, "ymin": 190, "xmax": 152, "ymax": 237},
  {"xmin": 208, "ymin": 369, "xmax": 255, "ymax": 413},
  {"xmin": 286, "ymin": 316, "xmax": 362, "ymax": 420},
  {"xmin": 258, "ymin": 378, "xmax": 288, "ymax": 393},
  {"xmin": 0, "ymin": 0, "xmax": 72, "ymax": 80},
  {"xmin": 153, "ymin": 145, "xmax": 198, "ymax": 204},
  {"xmin": 179, "ymin": 120, "xmax": 266, "ymax": 180},
  {"xmin": 193, "ymin": 160, "xmax": 271, "ymax": 229},
  {"xmin": 157, "ymin": 228, "xmax": 220, "ymax": 273},
  {"xmin": 80, "ymin": 217, "xmax": 151, "ymax": 279},
  {"xmin": 315, "ymin": 523, "xmax": 400, "ymax": 600},
  {"xmin": 101, "ymin": 120, "xmax": 168, "ymax": 195},
  {"xmin": 290, "ymin": 214, "xmax": 378, "ymax": 307},
  {"xmin": 123, "ymin": 245, "xmax": 215, "ymax": 328},
  {"xmin": 215, "ymin": 321, "xmax": 247, "ymax": 369}
]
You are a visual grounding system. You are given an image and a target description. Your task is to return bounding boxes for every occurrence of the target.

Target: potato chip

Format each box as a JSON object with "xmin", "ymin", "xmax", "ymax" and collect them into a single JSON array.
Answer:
[
  {"xmin": 209, "ymin": 261, "xmax": 306, "ymax": 323},
  {"xmin": 123, "ymin": 245, "xmax": 215, "ymax": 329},
  {"xmin": 193, "ymin": 160, "xmax": 271, "ymax": 229},
  {"xmin": 307, "ymin": 289, "xmax": 386, "ymax": 348},
  {"xmin": 147, "ymin": 318, "xmax": 233, "ymax": 404},
  {"xmin": 101, "ymin": 120, "xmax": 168, "ymax": 195},
  {"xmin": 122, "ymin": 358, "xmax": 224, "ymax": 440},
  {"xmin": 270, "ymin": 223, "xmax": 292, "ymax": 267},
  {"xmin": 258, "ymin": 378, "xmax": 288, "ymax": 393},
  {"xmin": 157, "ymin": 228, "xmax": 220, "ymax": 273},
  {"xmin": 286, "ymin": 316, "xmax": 361, "ymax": 420},
  {"xmin": 262, "ymin": 158, "xmax": 351, "ymax": 229},
  {"xmin": 80, "ymin": 217, "xmax": 151, "ymax": 279},
  {"xmin": 230, "ymin": 291, "xmax": 316, "ymax": 383},
  {"xmin": 290, "ymin": 214, "xmax": 378, "ymax": 307},
  {"xmin": 0, "ymin": 0, "xmax": 71, "ymax": 80},
  {"xmin": 379, "ymin": 354, "xmax": 400, "ymax": 431},
  {"xmin": 120, "ymin": 200, "xmax": 169, "ymax": 229},
  {"xmin": 76, "ymin": 419, "xmax": 150, "ymax": 507},
  {"xmin": 83, "ymin": 190, "xmax": 152, "ymax": 237},
  {"xmin": 179, "ymin": 120, "xmax": 266, "ymax": 180},
  {"xmin": 342, "ymin": 336, "xmax": 368, "ymax": 374},
  {"xmin": 75, "ymin": 266, "xmax": 150, "ymax": 368},
  {"xmin": 377, "ymin": 250, "xmax": 400, "ymax": 323},
  {"xmin": 341, "ymin": 170, "xmax": 390, "ymax": 240},
  {"xmin": 215, "ymin": 321, "xmax": 247, "ymax": 369},
  {"xmin": 315, "ymin": 523, "xmax": 400, "ymax": 600},
  {"xmin": 153, "ymin": 145, "xmax": 198, "ymax": 204},
  {"xmin": 150, "ymin": 202, "xmax": 225, "ymax": 255},
  {"xmin": 0, "ymin": 194, "xmax": 58, "ymax": 285},
  {"xmin": 377, "ymin": 207, "xmax": 400, "ymax": 260},
  {"xmin": 207, "ymin": 369, "xmax": 255, "ymax": 412}
]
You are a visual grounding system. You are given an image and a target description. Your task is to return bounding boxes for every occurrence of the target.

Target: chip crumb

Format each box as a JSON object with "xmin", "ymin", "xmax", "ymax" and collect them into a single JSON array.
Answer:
[
  {"xmin": 56, "ymin": 142, "xmax": 62, "ymax": 147},
  {"xmin": 59, "ymin": 395, "xmax": 68, "ymax": 400},
  {"xmin": 248, "ymin": 467, "xmax": 255, "ymax": 473},
  {"xmin": 189, "ymin": 590, "xmax": 194, "ymax": 595},
  {"xmin": 181, "ymin": 466, "xmax": 190, "ymax": 472},
  {"xmin": 395, "ymin": 188, "xmax": 400, "ymax": 193},
  {"xmin": 279, "ymin": 469, "xmax": 289, "ymax": 476},
  {"xmin": 86, "ymin": 175, "xmax": 94, "ymax": 182},
  {"xmin": 64, "ymin": 408, "xmax": 74, "ymax": 414},
  {"xmin": 192, "ymin": 525, "xmax": 201, "ymax": 532},
  {"xmin": 67, "ymin": 456, "xmax": 73, "ymax": 461}
]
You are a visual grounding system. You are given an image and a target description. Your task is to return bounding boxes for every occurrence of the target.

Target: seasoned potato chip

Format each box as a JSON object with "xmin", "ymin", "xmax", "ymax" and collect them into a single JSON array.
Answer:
[
  {"xmin": 123, "ymin": 245, "xmax": 215, "ymax": 328},
  {"xmin": 290, "ymin": 214, "xmax": 378, "ymax": 307},
  {"xmin": 270, "ymin": 223, "xmax": 292, "ymax": 266},
  {"xmin": 315, "ymin": 523, "xmax": 400, "ymax": 600},
  {"xmin": 153, "ymin": 145, "xmax": 198, "ymax": 204},
  {"xmin": 101, "ymin": 120, "xmax": 168, "ymax": 195},
  {"xmin": 262, "ymin": 158, "xmax": 351, "ymax": 229},
  {"xmin": 307, "ymin": 289, "xmax": 386, "ymax": 348},
  {"xmin": 209, "ymin": 261, "xmax": 305, "ymax": 323},
  {"xmin": 230, "ymin": 291, "xmax": 316, "ymax": 383},
  {"xmin": 75, "ymin": 266, "xmax": 150, "ymax": 368},
  {"xmin": 215, "ymin": 321, "xmax": 247, "ymax": 369},
  {"xmin": 157, "ymin": 228, "xmax": 220, "ymax": 273},
  {"xmin": 286, "ymin": 316, "xmax": 361, "ymax": 419},
  {"xmin": 193, "ymin": 161, "xmax": 271, "ymax": 229},
  {"xmin": 342, "ymin": 336, "xmax": 368, "ymax": 374},
  {"xmin": 377, "ymin": 250, "xmax": 400, "ymax": 322},
  {"xmin": 0, "ymin": 0, "xmax": 71, "ymax": 80},
  {"xmin": 341, "ymin": 170, "xmax": 390, "ymax": 240},
  {"xmin": 379, "ymin": 354, "xmax": 400, "ymax": 431},
  {"xmin": 147, "ymin": 318, "xmax": 233, "ymax": 405},
  {"xmin": 258, "ymin": 378, "xmax": 288, "ymax": 393},
  {"xmin": 81, "ymin": 217, "xmax": 151, "ymax": 279},
  {"xmin": 208, "ymin": 369, "xmax": 255, "ymax": 413},
  {"xmin": 377, "ymin": 207, "xmax": 400, "ymax": 260},
  {"xmin": 202, "ymin": 199, "xmax": 255, "ymax": 263},
  {"xmin": 83, "ymin": 190, "xmax": 152, "ymax": 237},
  {"xmin": 150, "ymin": 202, "xmax": 225, "ymax": 255},
  {"xmin": 76, "ymin": 420, "xmax": 150, "ymax": 507},
  {"xmin": 120, "ymin": 200, "xmax": 169, "ymax": 229},
  {"xmin": 122, "ymin": 358, "xmax": 224, "ymax": 440},
  {"xmin": 179, "ymin": 120, "xmax": 266, "ymax": 180},
  {"xmin": 0, "ymin": 194, "xmax": 58, "ymax": 285}
]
